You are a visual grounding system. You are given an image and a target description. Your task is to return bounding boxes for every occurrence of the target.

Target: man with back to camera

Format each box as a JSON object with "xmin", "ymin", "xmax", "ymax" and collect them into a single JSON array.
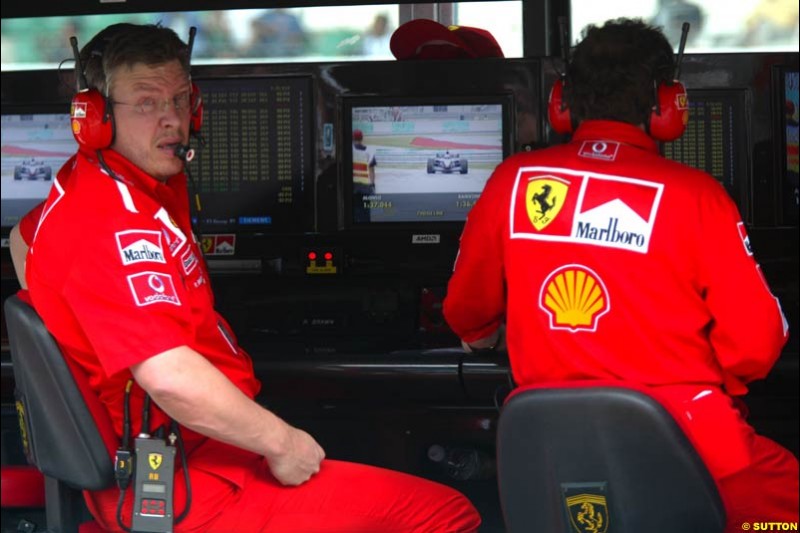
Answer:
[
  {"xmin": 18, "ymin": 23, "xmax": 480, "ymax": 532},
  {"xmin": 443, "ymin": 18, "xmax": 798, "ymax": 531},
  {"xmin": 351, "ymin": 128, "xmax": 377, "ymax": 222},
  {"xmin": 352, "ymin": 128, "xmax": 377, "ymax": 194}
]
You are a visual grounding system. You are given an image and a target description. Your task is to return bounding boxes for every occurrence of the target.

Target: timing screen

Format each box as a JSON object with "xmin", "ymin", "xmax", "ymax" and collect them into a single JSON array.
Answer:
[
  {"xmin": 351, "ymin": 103, "xmax": 504, "ymax": 223},
  {"xmin": 189, "ymin": 77, "xmax": 311, "ymax": 232}
]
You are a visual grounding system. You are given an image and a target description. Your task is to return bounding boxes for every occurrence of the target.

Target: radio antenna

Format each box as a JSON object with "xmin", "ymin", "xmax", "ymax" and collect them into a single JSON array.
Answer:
[
  {"xmin": 187, "ymin": 26, "xmax": 197, "ymax": 60},
  {"xmin": 69, "ymin": 36, "xmax": 88, "ymax": 91},
  {"xmin": 674, "ymin": 22, "xmax": 690, "ymax": 80},
  {"xmin": 557, "ymin": 16, "xmax": 570, "ymax": 74}
]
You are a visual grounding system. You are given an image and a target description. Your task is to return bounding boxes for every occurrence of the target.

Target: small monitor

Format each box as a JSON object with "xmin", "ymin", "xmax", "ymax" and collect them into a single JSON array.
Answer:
[
  {"xmin": 661, "ymin": 89, "xmax": 750, "ymax": 219},
  {"xmin": 188, "ymin": 76, "xmax": 314, "ymax": 233},
  {"xmin": 777, "ymin": 67, "xmax": 799, "ymax": 223},
  {"xmin": 1, "ymin": 107, "xmax": 75, "ymax": 229},
  {"xmin": 341, "ymin": 96, "xmax": 513, "ymax": 227}
]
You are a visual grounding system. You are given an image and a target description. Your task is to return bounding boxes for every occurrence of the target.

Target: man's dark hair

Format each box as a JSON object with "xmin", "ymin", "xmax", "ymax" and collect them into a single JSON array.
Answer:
[
  {"xmin": 79, "ymin": 24, "xmax": 190, "ymax": 96},
  {"xmin": 565, "ymin": 18, "xmax": 675, "ymax": 126}
]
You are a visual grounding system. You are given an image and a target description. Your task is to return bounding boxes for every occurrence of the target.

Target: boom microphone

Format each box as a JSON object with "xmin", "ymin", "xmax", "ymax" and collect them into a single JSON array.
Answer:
[{"xmin": 174, "ymin": 144, "xmax": 195, "ymax": 163}]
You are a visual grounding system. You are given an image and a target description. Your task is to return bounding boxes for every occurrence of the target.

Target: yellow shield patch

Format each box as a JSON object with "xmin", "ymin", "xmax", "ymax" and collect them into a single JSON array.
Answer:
[
  {"xmin": 15, "ymin": 401, "xmax": 29, "ymax": 453},
  {"xmin": 566, "ymin": 493, "xmax": 609, "ymax": 533},
  {"xmin": 201, "ymin": 236, "xmax": 214, "ymax": 254},
  {"xmin": 526, "ymin": 177, "xmax": 568, "ymax": 230},
  {"xmin": 148, "ymin": 453, "xmax": 163, "ymax": 471},
  {"xmin": 540, "ymin": 265, "xmax": 609, "ymax": 332}
]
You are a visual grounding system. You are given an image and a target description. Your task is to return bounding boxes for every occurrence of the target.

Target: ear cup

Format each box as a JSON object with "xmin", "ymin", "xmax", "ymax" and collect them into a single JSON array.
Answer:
[
  {"xmin": 649, "ymin": 80, "xmax": 689, "ymax": 142},
  {"xmin": 548, "ymin": 78, "xmax": 573, "ymax": 134},
  {"xmin": 190, "ymin": 82, "xmax": 203, "ymax": 134},
  {"xmin": 70, "ymin": 89, "xmax": 114, "ymax": 150}
]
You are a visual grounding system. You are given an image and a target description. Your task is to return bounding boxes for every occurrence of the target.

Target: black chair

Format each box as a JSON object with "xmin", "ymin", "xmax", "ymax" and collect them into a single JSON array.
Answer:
[
  {"xmin": 5, "ymin": 294, "xmax": 117, "ymax": 533},
  {"xmin": 497, "ymin": 381, "xmax": 726, "ymax": 533}
]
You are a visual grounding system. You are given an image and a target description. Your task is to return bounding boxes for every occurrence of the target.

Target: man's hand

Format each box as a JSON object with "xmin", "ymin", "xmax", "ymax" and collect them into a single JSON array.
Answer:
[
  {"xmin": 462, "ymin": 324, "xmax": 506, "ymax": 353},
  {"xmin": 266, "ymin": 425, "xmax": 326, "ymax": 486}
]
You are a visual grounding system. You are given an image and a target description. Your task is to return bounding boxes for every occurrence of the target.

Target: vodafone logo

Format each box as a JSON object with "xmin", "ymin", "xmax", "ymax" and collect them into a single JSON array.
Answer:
[
  {"xmin": 127, "ymin": 272, "xmax": 181, "ymax": 307},
  {"xmin": 148, "ymin": 274, "xmax": 165, "ymax": 292},
  {"xmin": 578, "ymin": 141, "xmax": 620, "ymax": 161}
]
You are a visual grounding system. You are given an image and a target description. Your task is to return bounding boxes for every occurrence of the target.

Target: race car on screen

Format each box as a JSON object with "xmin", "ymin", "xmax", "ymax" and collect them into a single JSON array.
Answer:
[
  {"xmin": 14, "ymin": 159, "xmax": 53, "ymax": 181},
  {"xmin": 427, "ymin": 151, "xmax": 468, "ymax": 174}
]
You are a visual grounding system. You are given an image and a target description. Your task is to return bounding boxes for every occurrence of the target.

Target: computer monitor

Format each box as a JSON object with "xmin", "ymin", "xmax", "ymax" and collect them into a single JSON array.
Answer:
[
  {"xmin": 661, "ymin": 89, "xmax": 750, "ymax": 218},
  {"xmin": 188, "ymin": 76, "xmax": 314, "ymax": 233},
  {"xmin": 1, "ymin": 106, "xmax": 75, "ymax": 229},
  {"xmin": 341, "ymin": 95, "xmax": 513, "ymax": 227},
  {"xmin": 776, "ymin": 67, "xmax": 799, "ymax": 224}
]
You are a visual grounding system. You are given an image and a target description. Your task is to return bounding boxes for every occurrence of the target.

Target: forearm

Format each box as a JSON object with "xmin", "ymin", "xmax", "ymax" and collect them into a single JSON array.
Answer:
[
  {"xmin": 131, "ymin": 346, "xmax": 290, "ymax": 459},
  {"xmin": 9, "ymin": 224, "xmax": 29, "ymax": 289},
  {"xmin": 461, "ymin": 325, "xmax": 505, "ymax": 352},
  {"xmin": 443, "ymin": 242, "xmax": 505, "ymax": 342}
]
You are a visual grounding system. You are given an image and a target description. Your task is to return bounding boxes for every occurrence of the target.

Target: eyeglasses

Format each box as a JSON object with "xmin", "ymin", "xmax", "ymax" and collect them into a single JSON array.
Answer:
[{"xmin": 112, "ymin": 92, "xmax": 192, "ymax": 117}]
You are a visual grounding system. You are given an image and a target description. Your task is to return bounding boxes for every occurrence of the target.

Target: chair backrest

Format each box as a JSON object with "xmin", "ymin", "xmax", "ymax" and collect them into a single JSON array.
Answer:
[
  {"xmin": 5, "ymin": 294, "xmax": 116, "ymax": 491},
  {"xmin": 497, "ymin": 382, "xmax": 726, "ymax": 533}
]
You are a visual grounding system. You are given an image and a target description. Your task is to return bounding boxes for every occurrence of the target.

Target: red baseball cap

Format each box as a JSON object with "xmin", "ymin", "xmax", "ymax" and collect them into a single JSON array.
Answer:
[
  {"xmin": 353, "ymin": 129, "xmax": 364, "ymax": 141},
  {"xmin": 390, "ymin": 19, "xmax": 504, "ymax": 60}
]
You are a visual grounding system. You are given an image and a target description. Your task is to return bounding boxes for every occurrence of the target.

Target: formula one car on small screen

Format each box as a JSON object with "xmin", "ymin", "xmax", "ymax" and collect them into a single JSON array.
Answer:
[
  {"xmin": 427, "ymin": 151, "xmax": 468, "ymax": 174},
  {"xmin": 14, "ymin": 159, "xmax": 53, "ymax": 181}
]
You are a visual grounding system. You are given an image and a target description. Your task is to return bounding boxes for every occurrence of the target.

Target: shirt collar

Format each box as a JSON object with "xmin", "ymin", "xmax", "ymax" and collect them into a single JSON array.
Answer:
[
  {"xmin": 79, "ymin": 147, "xmax": 186, "ymax": 202},
  {"xmin": 571, "ymin": 120, "xmax": 659, "ymax": 154}
]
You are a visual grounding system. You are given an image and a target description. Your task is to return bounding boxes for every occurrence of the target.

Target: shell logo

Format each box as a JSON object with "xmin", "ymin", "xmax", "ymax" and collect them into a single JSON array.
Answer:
[
  {"xmin": 71, "ymin": 119, "xmax": 81, "ymax": 135},
  {"xmin": 540, "ymin": 265, "xmax": 609, "ymax": 332}
]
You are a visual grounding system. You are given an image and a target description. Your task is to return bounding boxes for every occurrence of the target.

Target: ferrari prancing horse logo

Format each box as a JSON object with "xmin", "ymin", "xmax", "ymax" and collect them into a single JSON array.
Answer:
[
  {"xmin": 526, "ymin": 176, "xmax": 569, "ymax": 231},
  {"xmin": 566, "ymin": 493, "xmax": 609, "ymax": 533},
  {"xmin": 148, "ymin": 453, "xmax": 163, "ymax": 471}
]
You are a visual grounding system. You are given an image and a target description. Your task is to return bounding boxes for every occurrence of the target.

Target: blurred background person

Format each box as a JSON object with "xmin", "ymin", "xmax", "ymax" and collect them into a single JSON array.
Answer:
[
  {"xmin": 245, "ymin": 8, "xmax": 307, "ymax": 58},
  {"xmin": 362, "ymin": 13, "xmax": 392, "ymax": 57},
  {"xmin": 651, "ymin": 0, "xmax": 705, "ymax": 47},
  {"xmin": 741, "ymin": 0, "xmax": 799, "ymax": 48}
]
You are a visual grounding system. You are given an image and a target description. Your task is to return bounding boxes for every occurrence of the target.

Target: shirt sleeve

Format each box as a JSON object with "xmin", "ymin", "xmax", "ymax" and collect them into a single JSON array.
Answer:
[
  {"xmin": 443, "ymin": 160, "xmax": 511, "ymax": 343},
  {"xmin": 19, "ymin": 201, "xmax": 45, "ymax": 245},
  {"xmin": 62, "ymin": 209, "xmax": 196, "ymax": 377},
  {"xmin": 21, "ymin": 155, "xmax": 77, "ymax": 245},
  {"xmin": 696, "ymin": 182, "xmax": 789, "ymax": 394}
]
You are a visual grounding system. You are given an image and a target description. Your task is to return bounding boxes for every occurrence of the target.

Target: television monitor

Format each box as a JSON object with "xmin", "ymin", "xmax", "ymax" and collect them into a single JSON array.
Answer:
[
  {"xmin": 341, "ymin": 96, "xmax": 513, "ymax": 227},
  {"xmin": 1, "ymin": 107, "xmax": 75, "ymax": 229},
  {"xmin": 776, "ymin": 67, "xmax": 799, "ymax": 224},
  {"xmin": 661, "ymin": 89, "xmax": 750, "ymax": 219},
  {"xmin": 188, "ymin": 76, "xmax": 314, "ymax": 233}
]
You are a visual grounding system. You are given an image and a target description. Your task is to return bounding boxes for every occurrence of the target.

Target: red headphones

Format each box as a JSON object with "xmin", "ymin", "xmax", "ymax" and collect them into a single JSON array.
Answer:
[
  {"xmin": 547, "ymin": 77, "xmax": 689, "ymax": 142},
  {"xmin": 69, "ymin": 29, "xmax": 204, "ymax": 151},
  {"xmin": 70, "ymin": 83, "xmax": 203, "ymax": 151}
]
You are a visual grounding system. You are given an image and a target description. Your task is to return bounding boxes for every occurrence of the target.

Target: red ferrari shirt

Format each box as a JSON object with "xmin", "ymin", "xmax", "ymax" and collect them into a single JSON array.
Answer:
[
  {"xmin": 18, "ymin": 155, "xmax": 76, "ymax": 246},
  {"xmin": 444, "ymin": 121, "xmax": 789, "ymax": 478},
  {"xmin": 27, "ymin": 148, "xmax": 260, "ymax": 467}
]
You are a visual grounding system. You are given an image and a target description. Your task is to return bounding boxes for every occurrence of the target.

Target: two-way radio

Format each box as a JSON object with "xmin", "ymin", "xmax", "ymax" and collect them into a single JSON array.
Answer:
[
  {"xmin": 116, "ymin": 383, "xmax": 179, "ymax": 533},
  {"xmin": 131, "ymin": 396, "xmax": 177, "ymax": 533}
]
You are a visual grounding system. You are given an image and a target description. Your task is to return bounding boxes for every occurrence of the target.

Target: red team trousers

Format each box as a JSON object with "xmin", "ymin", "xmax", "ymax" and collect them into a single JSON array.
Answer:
[{"xmin": 87, "ymin": 457, "xmax": 480, "ymax": 532}]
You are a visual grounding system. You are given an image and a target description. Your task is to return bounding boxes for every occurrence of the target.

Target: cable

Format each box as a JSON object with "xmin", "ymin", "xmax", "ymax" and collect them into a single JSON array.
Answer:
[
  {"xmin": 97, "ymin": 150, "xmax": 122, "ymax": 182},
  {"xmin": 122, "ymin": 380, "xmax": 132, "ymax": 448},
  {"xmin": 116, "ymin": 489, "xmax": 133, "ymax": 533},
  {"xmin": 184, "ymin": 161, "xmax": 207, "ymax": 250},
  {"xmin": 115, "ymin": 380, "xmax": 134, "ymax": 533},
  {"xmin": 141, "ymin": 393, "xmax": 151, "ymax": 436},
  {"xmin": 57, "ymin": 58, "xmax": 77, "ymax": 92},
  {"xmin": 171, "ymin": 421, "xmax": 192, "ymax": 524}
]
